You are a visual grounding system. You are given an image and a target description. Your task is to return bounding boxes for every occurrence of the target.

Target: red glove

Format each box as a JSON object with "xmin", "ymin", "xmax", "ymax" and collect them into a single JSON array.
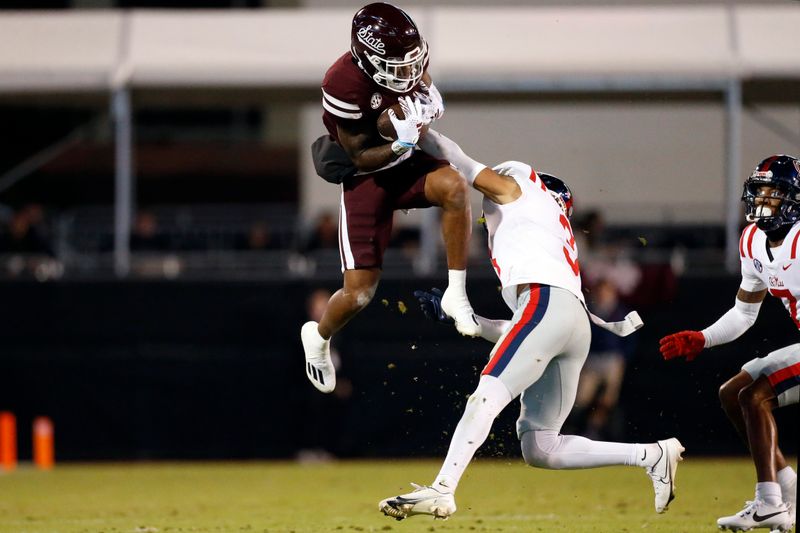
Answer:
[{"xmin": 659, "ymin": 330, "xmax": 705, "ymax": 361}]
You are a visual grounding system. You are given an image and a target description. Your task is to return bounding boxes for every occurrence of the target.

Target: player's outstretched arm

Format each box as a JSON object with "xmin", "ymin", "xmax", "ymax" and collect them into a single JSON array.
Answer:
[
  {"xmin": 659, "ymin": 288, "xmax": 766, "ymax": 361},
  {"xmin": 414, "ymin": 288, "xmax": 510, "ymax": 343},
  {"xmin": 419, "ymin": 129, "xmax": 520, "ymax": 204}
]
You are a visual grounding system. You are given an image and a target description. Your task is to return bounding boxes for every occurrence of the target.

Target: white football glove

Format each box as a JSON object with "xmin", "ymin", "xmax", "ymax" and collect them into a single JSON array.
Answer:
[
  {"xmin": 415, "ymin": 82, "xmax": 444, "ymax": 124},
  {"xmin": 389, "ymin": 96, "xmax": 423, "ymax": 155}
]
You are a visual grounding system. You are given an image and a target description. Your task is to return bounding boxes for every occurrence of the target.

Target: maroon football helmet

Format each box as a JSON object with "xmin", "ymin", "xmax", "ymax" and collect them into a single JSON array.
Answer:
[{"xmin": 350, "ymin": 2, "xmax": 428, "ymax": 93}]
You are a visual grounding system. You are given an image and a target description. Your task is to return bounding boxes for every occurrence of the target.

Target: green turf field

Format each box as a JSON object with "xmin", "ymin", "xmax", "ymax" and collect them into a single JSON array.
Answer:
[{"xmin": 0, "ymin": 458, "xmax": 794, "ymax": 533}]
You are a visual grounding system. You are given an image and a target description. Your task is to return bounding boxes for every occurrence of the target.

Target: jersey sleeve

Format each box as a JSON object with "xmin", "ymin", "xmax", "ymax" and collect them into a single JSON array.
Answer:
[
  {"xmin": 320, "ymin": 55, "xmax": 369, "ymax": 125},
  {"xmin": 738, "ymin": 224, "xmax": 767, "ymax": 292},
  {"xmin": 740, "ymin": 259, "xmax": 767, "ymax": 292},
  {"xmin": 321, "ymin": 86, "xmax": 364, "ymax": 122},
  {"xmin": 492, "ymin": 161, "xmax": 533, "ymax": 183}
]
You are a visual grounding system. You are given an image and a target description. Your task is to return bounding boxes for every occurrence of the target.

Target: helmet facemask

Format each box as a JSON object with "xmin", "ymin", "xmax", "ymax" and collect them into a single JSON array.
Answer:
[
  {"xmin": 548, "ymin": 191, "xmax": 573, "ymax": 219},
  {"xmin": 361, "ymin": 40, "xmax": 428, "ymax": 93}
]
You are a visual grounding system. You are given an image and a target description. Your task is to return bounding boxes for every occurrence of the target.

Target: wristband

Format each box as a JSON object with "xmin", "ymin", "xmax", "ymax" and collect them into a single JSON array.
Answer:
[{"xmin": 391, "ymin": 140, "xmax": 414, "ymax": 156}]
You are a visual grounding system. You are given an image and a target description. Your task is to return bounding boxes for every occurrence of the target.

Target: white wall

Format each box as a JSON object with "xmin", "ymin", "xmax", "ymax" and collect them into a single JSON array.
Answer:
[{"xmin": 3, "ymin": 6, "xmax": 800, "ymax": 90}]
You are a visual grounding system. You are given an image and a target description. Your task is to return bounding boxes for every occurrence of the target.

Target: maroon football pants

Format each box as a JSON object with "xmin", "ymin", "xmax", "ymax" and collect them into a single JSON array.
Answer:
[{"xmin": 339, "ymin": 151, "xmax": 448, "ymax": 270}]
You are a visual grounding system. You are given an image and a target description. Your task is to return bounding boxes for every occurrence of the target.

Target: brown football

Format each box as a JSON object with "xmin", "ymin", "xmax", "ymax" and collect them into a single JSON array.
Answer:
[{"xmin": 376, "ymin": 104, "xmax": 429, "ymax": 141}]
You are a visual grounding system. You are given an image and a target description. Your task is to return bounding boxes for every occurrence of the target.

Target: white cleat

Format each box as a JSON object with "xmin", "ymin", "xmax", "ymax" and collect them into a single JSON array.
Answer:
[
  {"xmin": 379, "ymin": 483, "xmax": 457, "ymax": 521},
  {"xmin": 784, "ymin": 476, "xmax": 797, "ymax": 522},
  {"xmin": 770, "ymin": 502, "xmax": 795, "ymax": 533},
  {"xmin": 718, "ymin": 500, "xmax": 793, "ymax": 532},
  {"xmin": 645, "ymin": 437, "xmax": 685, "ymax": 513},
  {"xmin": 300, "ymin": 321, "xmax": 335, "ymax": 393},
  {"xmin": 440, "ymin": 287, "xmax": 480, "ymax": 337}
]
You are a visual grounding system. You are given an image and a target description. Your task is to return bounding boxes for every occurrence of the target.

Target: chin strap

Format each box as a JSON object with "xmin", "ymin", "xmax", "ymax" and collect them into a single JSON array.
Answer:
[{"xmin": 765, "ymin": 224, "xmax": 792, "ymax": 242}]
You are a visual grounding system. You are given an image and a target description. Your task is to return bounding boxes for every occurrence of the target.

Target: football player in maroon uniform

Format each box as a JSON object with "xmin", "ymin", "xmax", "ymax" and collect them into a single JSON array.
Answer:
[{"xmin": 302, "ymin": 2, "xmax": 479, "ymax": 394}]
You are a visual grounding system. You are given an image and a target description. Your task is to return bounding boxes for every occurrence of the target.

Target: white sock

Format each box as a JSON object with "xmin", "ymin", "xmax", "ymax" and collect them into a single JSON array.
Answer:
[
  {"xmin": 447, "ymin": 269, "xmax": 467, "ymax": 295},
  {"xmin": 756, "ymin": 481, "xmax": 783, "ymax": 506},
  {"xmin": 522, "ymin": 430, "xmax": 655, "ymax": 469},
  {"xmin": 303, "ymin": 323, "xmax": 329, "ymax": 360},
  {"xmin": 432, "ymin": 376, "xmax": 512, "ymax": 493},
  {"xmin": 777, "ymin": 466, "xmax": 797, "ymax": 504}
]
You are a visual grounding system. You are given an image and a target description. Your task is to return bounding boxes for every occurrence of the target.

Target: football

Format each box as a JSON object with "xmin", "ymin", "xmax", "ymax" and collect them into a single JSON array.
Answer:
[{"xmin": 376, "ymin": 104, "xmax": 429, "ymax": 141}]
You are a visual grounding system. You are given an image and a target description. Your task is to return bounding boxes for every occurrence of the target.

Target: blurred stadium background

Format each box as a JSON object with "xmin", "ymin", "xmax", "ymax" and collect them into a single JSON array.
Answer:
[{"xmin": 0, "ymin": 0, "xmax": 797, "ymax": 526}]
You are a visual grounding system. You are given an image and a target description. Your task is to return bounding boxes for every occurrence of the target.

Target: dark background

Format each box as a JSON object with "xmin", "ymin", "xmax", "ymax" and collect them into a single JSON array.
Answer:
[{"xmin": 1, "ymin": 274, "xmax": 796, "ymax": 461}]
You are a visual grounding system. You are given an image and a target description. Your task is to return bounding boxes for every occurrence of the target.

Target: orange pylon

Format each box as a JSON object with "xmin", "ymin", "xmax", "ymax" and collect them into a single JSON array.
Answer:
[
  {"xmin": 33, "ymin": 417, "xmax": 54, "ymax": 470},
  {"xmin": 0, "ymin": 412, "xmax": 17, "ymax": 471}
]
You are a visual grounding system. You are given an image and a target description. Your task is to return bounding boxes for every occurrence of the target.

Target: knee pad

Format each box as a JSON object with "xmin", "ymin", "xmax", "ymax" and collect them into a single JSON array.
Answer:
[{"xmin": 520, "ymin": 429, "xmax": 561, "ymax": 469}]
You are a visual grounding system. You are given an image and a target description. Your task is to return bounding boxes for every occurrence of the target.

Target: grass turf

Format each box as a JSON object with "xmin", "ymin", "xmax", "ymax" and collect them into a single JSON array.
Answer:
[{"xmin": 0, "ymin": 458, "xmax": 792, "ymax": 533}]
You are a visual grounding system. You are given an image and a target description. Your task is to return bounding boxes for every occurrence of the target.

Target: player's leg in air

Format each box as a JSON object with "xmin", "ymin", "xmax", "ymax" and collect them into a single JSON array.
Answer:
[
  {"xmin": 420, "ymin": 165, "xmax": 479, "ymax": 337},
  {"xmin": 716, "ymin": 346, "xmax": 798, "ymax": 532},
  {"xmin": 378, "ymin": 285, "xmax": 683, "ymax": 520},
  {"xmin": 303, "ymin": 157, "xmax": 477, "ymax": 394},
  {"xmin": 301, "ymin": 268, "xmax": 380, "ymax": 393}
]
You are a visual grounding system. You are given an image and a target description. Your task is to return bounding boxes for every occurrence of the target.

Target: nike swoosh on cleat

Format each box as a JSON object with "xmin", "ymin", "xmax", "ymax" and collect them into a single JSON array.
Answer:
[
  {"xmin": 782, "ymin": 264, "xmax": 792, "ymax": 271},
  {"xmin": 752, "ymin": 510, "xmax": 787, "ymax": 522},
  {"xmin": 394, "ymin": 496, "xmax": 423, "ymax": 505}
]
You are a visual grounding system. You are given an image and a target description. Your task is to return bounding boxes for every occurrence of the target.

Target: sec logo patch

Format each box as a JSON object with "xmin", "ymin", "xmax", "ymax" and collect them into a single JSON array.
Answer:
[
  {"xmin": 754, "ymin": 258, "xmax": 763, "ymax": 273},
  {"xmin": 370, "ymin": 93, "xmax": 382, "ymax": 109}
]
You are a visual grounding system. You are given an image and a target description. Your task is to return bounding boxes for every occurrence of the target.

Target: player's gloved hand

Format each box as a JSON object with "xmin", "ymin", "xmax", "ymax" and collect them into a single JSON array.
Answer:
[
  {"xmin": 415, "ymin": 82, "xmax": 444, "ymax": 123},
  {"xmin": 389, "ymin": 96, "xmax": 424, "ymax": 156},
  {"xmin": 658, "ymin": 330, "xmax": 705, "ymax": 361},
  {"xmin": 413, "ymin": 288, "xmax": 454, "ymax": 325}
]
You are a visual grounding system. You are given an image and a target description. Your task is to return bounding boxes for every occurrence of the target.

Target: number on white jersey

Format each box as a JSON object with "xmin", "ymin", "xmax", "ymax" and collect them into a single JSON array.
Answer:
[{"xmin": 559, "ymin": 213, "xmax": 580, "ymax": 276}]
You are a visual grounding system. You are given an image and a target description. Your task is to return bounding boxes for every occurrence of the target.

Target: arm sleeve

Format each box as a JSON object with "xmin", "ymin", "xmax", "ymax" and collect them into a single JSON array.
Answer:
[
  {"xmin": 475, "ymin": 315, "xmax": 512, "ymax": 344},
  {"xmin": 701, "ymin": 296, "xmax": 762, "ymax": 348},
  {"xmin": 418, "ymin": 129, "xmax": 486, "ymax": 185}
]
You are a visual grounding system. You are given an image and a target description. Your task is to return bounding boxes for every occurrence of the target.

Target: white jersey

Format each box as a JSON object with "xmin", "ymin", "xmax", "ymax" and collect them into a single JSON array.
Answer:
[
  {"xmin": 482, "ymin": 160, "xmax": 584, "ymax": 311},
  {"xmin": 739, "ymin": 221, "xmax": 800, "ymax": 329}
]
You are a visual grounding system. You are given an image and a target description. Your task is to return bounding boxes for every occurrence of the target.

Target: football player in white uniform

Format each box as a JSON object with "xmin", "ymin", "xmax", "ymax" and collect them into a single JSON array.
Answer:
[
  {"xmin": 378, "ymin": 130, "xmax": 684, "ymax": 521},
  {"xmin": 660, "ymin": 155, "xmax": 799, "ymax": 533}
]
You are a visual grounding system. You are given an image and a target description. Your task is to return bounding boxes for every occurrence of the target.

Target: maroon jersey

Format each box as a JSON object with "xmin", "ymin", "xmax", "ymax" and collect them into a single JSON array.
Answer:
[{"xmin": 321, "ymin": 52, "xmax": 423, "ymax": 172}]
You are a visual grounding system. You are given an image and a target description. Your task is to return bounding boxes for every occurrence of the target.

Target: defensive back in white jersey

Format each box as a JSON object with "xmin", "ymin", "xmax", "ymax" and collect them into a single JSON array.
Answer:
[
  {"xmin": 482, "ymin": 161, "xmax": 584, "ymax": 311},
  {"xmin": 739, "ymin": 221, "xmax": 800, "ymax": 328}
]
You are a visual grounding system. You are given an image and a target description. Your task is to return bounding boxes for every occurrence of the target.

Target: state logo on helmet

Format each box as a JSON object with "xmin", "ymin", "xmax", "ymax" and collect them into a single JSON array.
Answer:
[
  {"xmin": 350, "ymin": 2, "xmax": 428, "ymax": 93},
  {"xmin": 742, "ymin": 154, "xmax": 800, "ymax": 232},
  {"xmin": 539, "ymin": 173, "xmax": 574, "ymax": 219}
]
